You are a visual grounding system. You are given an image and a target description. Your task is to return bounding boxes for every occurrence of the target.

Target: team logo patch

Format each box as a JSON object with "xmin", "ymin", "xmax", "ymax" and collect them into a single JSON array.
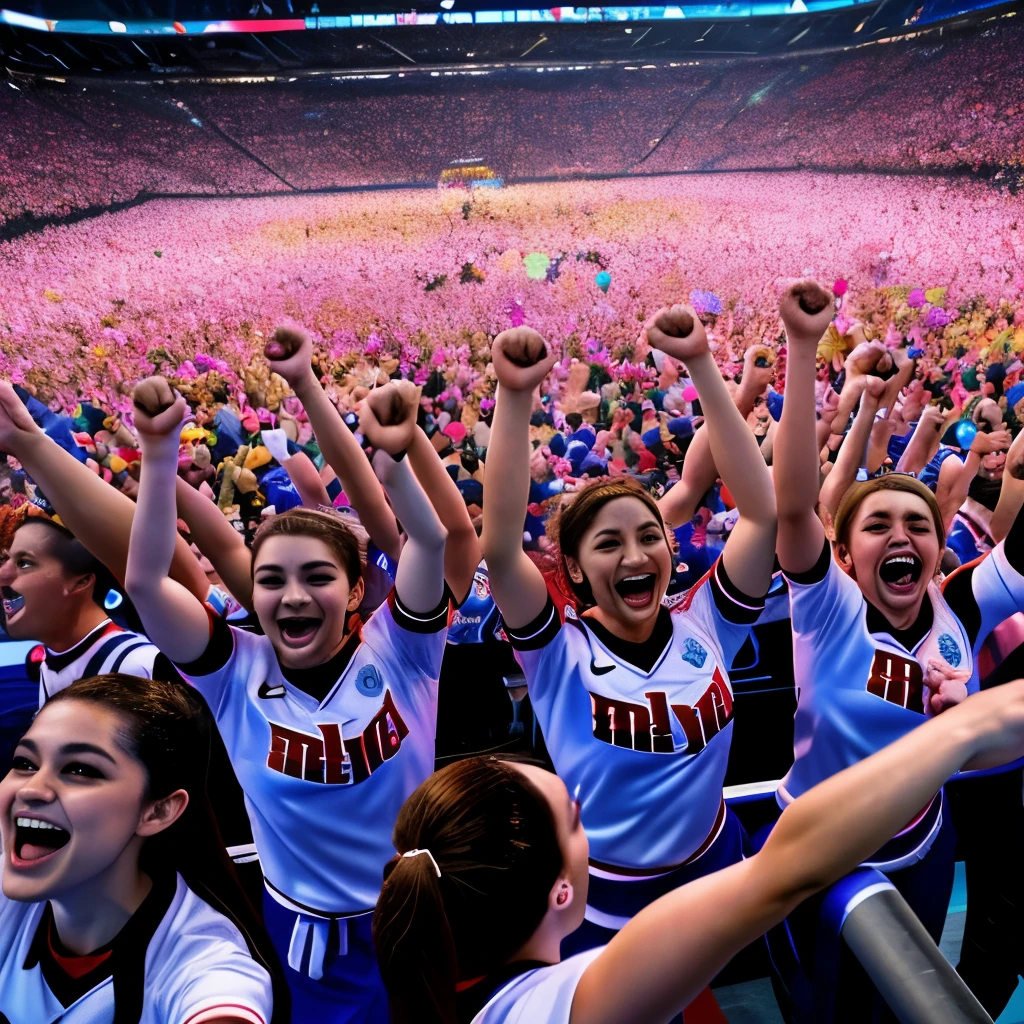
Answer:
[
  {"xmin": 356, "ymin": 664, "xmax": 384, "ymax": 696},
  {"xmin": 564, "ymin": 605, "xmax": 578, "ymax": 621},
  {"xmin": 937, "ymin": 633, "xmax": 962, "ymax": 668},
  {"xmin": 257, "ymin": 681, "xmax": 286, "ymax": 700},
  {"xmin": 681, "ymin": 638, "xmax": 708, "ymax": 669}
]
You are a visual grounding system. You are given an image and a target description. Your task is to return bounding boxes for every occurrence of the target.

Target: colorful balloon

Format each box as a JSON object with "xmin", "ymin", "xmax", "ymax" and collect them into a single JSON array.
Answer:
[
  {"xmin": 595, "ymin": 270, "xmax": 611, "ymax": 293},
  {"xmin": 954, "ymin": 419, "xmax": 978, "ymax": 449}
]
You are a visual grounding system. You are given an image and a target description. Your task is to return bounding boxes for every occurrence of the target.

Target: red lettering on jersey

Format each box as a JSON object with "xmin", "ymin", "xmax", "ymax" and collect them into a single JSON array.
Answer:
[
  {"xmin": 590, "ymin": 670, "xmax": 733, "ymax": 754},
  {"xmin": 592, "ymin": 692, "xmax": 654, "ymax": 751},
  {"xmin": 267, "ymin": 723, "xmax": 326, "ymax": 782},
  {"xmin": 866, "ymin": 650, "xmax": 924, "ymax": 714},
  {"xmin": 266, "ymin": 689, "xmax": 410, "ymax": 785}
]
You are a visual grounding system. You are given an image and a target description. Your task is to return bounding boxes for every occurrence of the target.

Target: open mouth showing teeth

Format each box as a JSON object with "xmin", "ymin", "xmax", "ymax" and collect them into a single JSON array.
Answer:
[
  {"xmin": 277, "ymin": 617, "xmax": 322, "ymax": 645},
  {"xmin": 614, "ymin": 574, "xmax": 657, "ymax": 609},
  {"xmin": 13, "ymin": 817, "xmax": 70, "ymax": 864},
  {"xmin": 2, "ymin": 589, "xmax": 24, "ymax": 618},
  {"xmin": 879, "ymin": 555, "xmax": 923, "ymax": 590}
]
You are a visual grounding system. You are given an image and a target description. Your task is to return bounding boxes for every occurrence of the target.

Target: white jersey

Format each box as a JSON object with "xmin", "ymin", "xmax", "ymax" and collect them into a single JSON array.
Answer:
[
  {"xmin": 460, "ymin": 950, "xmax": 601, "ymax": 1024},
  {"xmin": 175, "ymin": 591, "xmax": 448, "ymax": 916},
  {"xmin": 0, "ymin": 873, "xmax": 272, "ymax": 1024},
  {"xmin": 506, "ymin": 560, "xmax": 760, "ymax": 872},
  {"xmin": 781, "ymin": 539, "xmax": 1024, "ymax": 806},
  {"xmin": 38, "ymin": 619, "xmax": 164, "ymax": 705}
]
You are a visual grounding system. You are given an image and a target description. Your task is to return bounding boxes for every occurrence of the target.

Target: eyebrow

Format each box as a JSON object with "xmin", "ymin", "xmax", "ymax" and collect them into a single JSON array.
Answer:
[
  {"xmin": 255, "ymin": 561, "xmax": 338, "ymax": 573},
  {"xmin": 594, "ymin": 520, "xmax": 661, "ymax": 540},
  {"xmin": 18, "ymin": 739, "xmax": 117, "ymax": 765}
]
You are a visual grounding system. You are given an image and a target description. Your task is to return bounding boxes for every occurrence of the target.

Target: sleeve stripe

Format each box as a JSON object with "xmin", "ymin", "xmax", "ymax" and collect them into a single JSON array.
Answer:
[
  {"xmin": 182, "ymin": 1005, "xmax": 266, "ymax": 1024},
  {"xmin": 712, "ymin": 561, "xmax": 765, "ymax": 612},
  {"xmin": 503, "ymin": 600, "xmax": 561, "ymax": 652},
  {"xmin": 506, "ymin": 604, "xmax": 557, "ymax": 642}
]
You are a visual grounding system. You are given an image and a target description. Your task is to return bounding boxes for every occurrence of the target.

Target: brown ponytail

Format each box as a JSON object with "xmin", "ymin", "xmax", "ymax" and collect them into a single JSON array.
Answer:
[{"xmin": 372, "ymin": 757, "xmax": 563, "ymax": 1024}]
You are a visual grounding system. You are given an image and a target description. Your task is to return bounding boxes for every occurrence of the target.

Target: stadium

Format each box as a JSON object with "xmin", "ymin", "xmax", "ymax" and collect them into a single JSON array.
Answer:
[{"xmin": 1, "ymin": 0, "xmax": 1024, "ymax": 1022}]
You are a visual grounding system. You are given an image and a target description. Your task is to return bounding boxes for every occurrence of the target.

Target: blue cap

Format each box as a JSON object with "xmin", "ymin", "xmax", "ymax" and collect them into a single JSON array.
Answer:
[
  {"xmin": 642, "ymin": 426, "xmax": 662, "ymax": 449},
  {"xmin": 1006, "ymin": 383, "xmax": 1024, "ymax": 409},
  {"xmin": 548, "ymin": 432, "xmax": 567, "ymax": 458},
  {"xmin": 667, "ymin": 417, "xmax": 695, "ymax": 439},
  {"xmin": 767, "ymin": 391, "xmax": 784, "ymax": 421},
  {"xmin": 457, "ymin": 479, "xmax": 484, "ymax": 507}
]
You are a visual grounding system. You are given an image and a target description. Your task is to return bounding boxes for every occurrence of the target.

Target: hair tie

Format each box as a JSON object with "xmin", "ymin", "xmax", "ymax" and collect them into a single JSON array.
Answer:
[{"xmin": 402, "ymin": 848, "xmax": 441, "ymax": 878}]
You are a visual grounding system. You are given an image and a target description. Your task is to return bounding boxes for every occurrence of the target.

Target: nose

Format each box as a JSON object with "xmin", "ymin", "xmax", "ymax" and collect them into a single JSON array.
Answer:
[
  {"xmin": 0, "ymin": 559, "xmax": 15, "ymax": 586},
  {"xmin": 620, "ymin": 540, "xmax": 647, "ymax": 568},
  {"xmin": 281, "ymin": 578, "xmax": 309, "ymax": 608},
  {"xmin": 15, "ymin": 770, "xmax": 58, "ymax": 806}
]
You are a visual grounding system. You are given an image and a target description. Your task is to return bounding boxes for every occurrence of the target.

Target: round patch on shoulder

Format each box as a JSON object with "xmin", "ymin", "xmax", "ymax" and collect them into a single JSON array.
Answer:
[{"xmin": 356, "ymin": 664, "xmax": 384, "ymax": 696}]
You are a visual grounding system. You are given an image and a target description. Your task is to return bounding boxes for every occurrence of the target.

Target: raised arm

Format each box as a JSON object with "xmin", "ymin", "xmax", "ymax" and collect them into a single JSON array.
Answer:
[
  {"xmin": 657, "ymin": 425, "xmax": 716, "ymax": 531},
  {"xmin": 479, "ymin": 329, "xmax": 558, "ymax": 629},
  {"xmin": 125, "ymin": 378, "xmax": 215, "ymax": 664},
  {"xmin": 773, "ymin": 281, "xmax": 836, "ymax": 575},
  {"xmin": 175, "ymin": 476, "xmax": 254, "ymax": 612},
  {"xmin": 265, "ymin": 327, "xmax": 402, "ymax": 562},
  {"xmin": 659, "ymin": 346, "xmax": 773, "ymax": 531},
  {"xmin": 408, "ymin": 426, "xmax": 480, "ymax": 604},
  {"xmin": 0, "ymin": 383, "xmax": 208, "ymax": 600},
  {"xmin": 261, "ymin": 428, "xmax": 332, "ymax": 509},
  {"xmin": 647, "ymin": 306, "xmax": 776, "ymax": 598},
  {"xmin": 936, "ymin": 428, "xmax": 1010, "ymax": 532},
  {"xmin": 894, "ymin": 404, "xmax": 948, "ymax": 477},
  {"xmin": 991, "ymin": 429, "xmax": 1024, "ymax": 543},
  {"xmin": 819, "ymin": 376, "xmax": 886, "ymax": 520},
  {"xmin": 571, "ymin": 679, "xmax": 1024, "ymax": 1024},
  {"xmin": 359, "ymin": 382, "xmax": 447, "ymax": 615}
]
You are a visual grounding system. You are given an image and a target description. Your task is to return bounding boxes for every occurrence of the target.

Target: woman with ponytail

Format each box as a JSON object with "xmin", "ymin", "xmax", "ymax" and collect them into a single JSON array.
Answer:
[
  {"xmin": 375, "ymin": 681, "xmax": 1024, "ymax": 1024},
  {"xmin": 0, "ymin": 672, "xmax": 284, "ymax": 1024}
]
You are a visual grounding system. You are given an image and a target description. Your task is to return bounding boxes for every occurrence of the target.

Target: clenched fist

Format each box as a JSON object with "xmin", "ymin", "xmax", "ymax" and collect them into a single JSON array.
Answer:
[
  {"xmin": 358, "ymin": 380, "xmax": 421, "ymax": 455},
  {"xmin": 491, "ymin": 328, "xmax": 558, "ymax": 393},
  {"xmin": 645, "ymin": 305, "xmax": 709, "ymax": 364},
  {"xmin": 132, "ymin": 376, "xmax": 187, "ymax": 442},
  {"xmin": 779, "ymin": 279, "xmax": 835, "ymax": 348},
  {"xmin": 265, "ymin": 325, "xmax": 315, "ymax": 388}
]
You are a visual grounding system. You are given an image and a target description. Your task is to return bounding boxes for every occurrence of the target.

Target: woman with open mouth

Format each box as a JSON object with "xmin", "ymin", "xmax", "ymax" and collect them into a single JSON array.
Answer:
[
  {"xmin": 0, "ymin": 672, "xmax": 281, "ymax": 1024},
  {"xmin": 125, "ymin": 368, "xmax": 450, "ymax": 1024},
  {"xmin": 371, "ymin": 682, "xmax": 1024, "ymax": 1024},
  {"xmin": 480, "ymin": 305, "xmax": 777, "ymax": 973},
  {"xmin": 771, "ymin": 278, "xmax": 1024, "ymax": 1019}
]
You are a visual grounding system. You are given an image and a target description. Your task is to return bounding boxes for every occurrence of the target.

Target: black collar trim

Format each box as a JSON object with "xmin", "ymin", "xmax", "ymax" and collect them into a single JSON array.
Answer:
[
  {"xmin": 25, "ymin": 872, "xmax": 176, "ymax": 1020},
  {"xmin": 44, "ymin": 620, "xmax": 118, "ymax": 673}
]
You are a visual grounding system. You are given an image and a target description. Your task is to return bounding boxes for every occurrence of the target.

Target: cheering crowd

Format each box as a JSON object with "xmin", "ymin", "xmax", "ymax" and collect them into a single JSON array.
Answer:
[
  {"xmin": 2, "ymin": 13, "xmax": 1023, "ymax": 233},
  {"xmin": 2, "ymin": 270, "xmax": 1024, "ymax": 1024}
]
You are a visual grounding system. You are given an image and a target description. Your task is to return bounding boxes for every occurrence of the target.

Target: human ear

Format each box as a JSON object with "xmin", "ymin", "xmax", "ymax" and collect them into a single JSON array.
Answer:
[
  {"xmin": 346, "ymin": 575, "xmax": 366, "ymax": 612},
  {"xmin": 547, "ymin": 876, "xmax": 575, "ymax": 915},
  {"xmin": 835, "ymin": 542, "xmax": 855, "ymax": 577},
  {"xmin": 564, "ymin": 557, "xmax": 584, "ymax": 585},
  {"xmin": 137, "ymin": 789, "xmax": 189, "ymax": 838}
]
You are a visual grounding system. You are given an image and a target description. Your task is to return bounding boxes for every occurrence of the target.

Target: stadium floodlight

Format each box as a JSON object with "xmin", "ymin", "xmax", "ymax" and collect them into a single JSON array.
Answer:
[{"xmin": 440, "ymin": 1, "xmax": 456, "ymax": 9}]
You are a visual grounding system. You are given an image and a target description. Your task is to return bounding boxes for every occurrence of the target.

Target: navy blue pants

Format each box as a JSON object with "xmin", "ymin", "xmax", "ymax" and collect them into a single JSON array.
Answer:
[{"xmin": 263, "ymin": 891, "xmax": 389, "ymax": 1024}]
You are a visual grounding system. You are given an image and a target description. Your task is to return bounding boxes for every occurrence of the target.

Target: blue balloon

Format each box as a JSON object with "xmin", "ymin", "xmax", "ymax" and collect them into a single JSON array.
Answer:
[
  {"xmin": 954, "ymin": 419, "xmax": 978, "ymax": 449},
  {"xmin": 595, "ymin": 270, "xmax": 611, "ymax": 293}
]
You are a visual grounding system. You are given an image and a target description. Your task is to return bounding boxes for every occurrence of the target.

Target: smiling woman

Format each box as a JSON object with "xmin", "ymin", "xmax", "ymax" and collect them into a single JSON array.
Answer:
[
  {"xmin": 0, "ymin": 673, "xmax": 281, "ymax": 1024},
  {"xmin": 479, "ymin": 309, "xmax": 777, "ymax": 969},
  {"xmin": 123, "ymin": 360, "xmax": 452, "ymax": 1022},
  {"xmin": 771, "ymin": 278, "xmax": 1024, "ymax": 1019}
]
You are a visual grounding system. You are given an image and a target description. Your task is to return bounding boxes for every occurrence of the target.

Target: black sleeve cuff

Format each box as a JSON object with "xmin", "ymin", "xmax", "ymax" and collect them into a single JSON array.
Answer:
[
  {"xmin": 1005, "ymin": 505, "xmax": 1024, "ymax": 572},
  {"xmin": 174, "ymin": 613, "xmax": 235, "ymax": 676},
  {"xmin": 391, "ymin": 585, "xmax": 451, "ymax": 634},
  {"xmin": 710, "ymin": 558, "xmax": 767, "ymax": 625},
  {"xmin": 782, "ymin": 537, "xmax": 832, "ymax": 586},
  {"xmin": 503, "ymin": 598, "xmax": 561, "ymax": 651}
]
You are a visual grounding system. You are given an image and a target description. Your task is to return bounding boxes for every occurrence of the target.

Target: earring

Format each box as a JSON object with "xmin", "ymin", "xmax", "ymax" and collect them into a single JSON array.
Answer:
[{"xmin": 556, "ymin": 887, "xmax": 569, "ymax": 906}]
